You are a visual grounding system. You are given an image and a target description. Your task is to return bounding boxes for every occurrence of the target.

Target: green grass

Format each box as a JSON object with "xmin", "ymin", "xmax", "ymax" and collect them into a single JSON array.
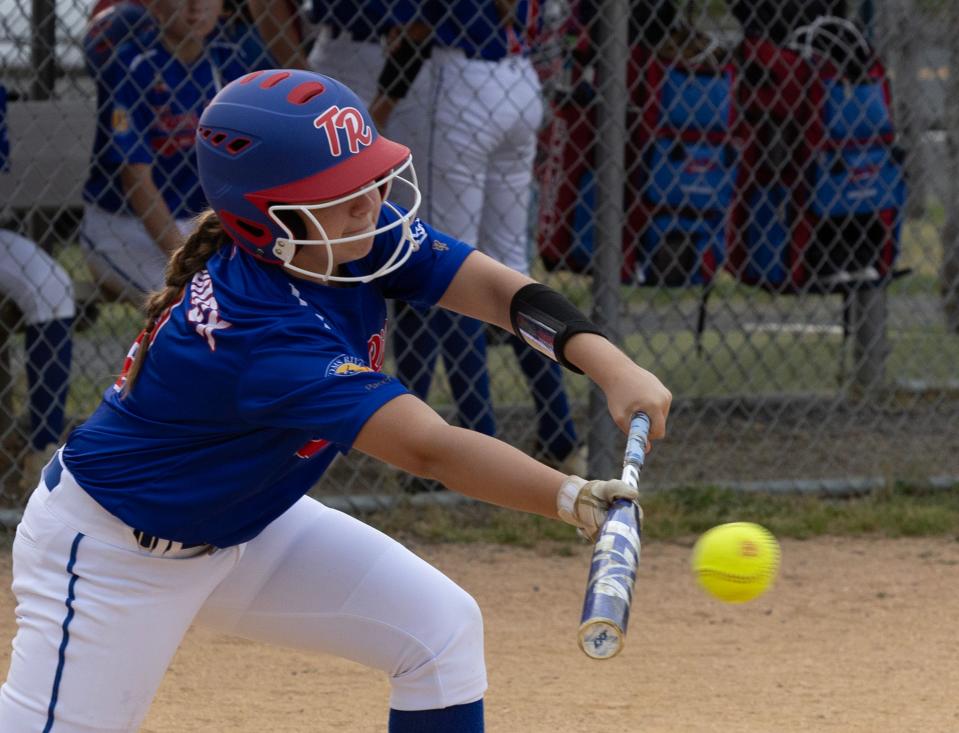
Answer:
[
  {"xmin": 475, "ymin": 318, "xmax": 959, "ymax": 404},
  {"xmin": 361, "ymin": 484, "xmax": 959, "ymax": 548}
]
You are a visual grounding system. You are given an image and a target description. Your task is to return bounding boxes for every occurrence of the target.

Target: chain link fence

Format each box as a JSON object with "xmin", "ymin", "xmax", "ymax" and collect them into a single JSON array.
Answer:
[{"xmin": 0, "ymin": 0, "xmax": 956, "ymax": 512}]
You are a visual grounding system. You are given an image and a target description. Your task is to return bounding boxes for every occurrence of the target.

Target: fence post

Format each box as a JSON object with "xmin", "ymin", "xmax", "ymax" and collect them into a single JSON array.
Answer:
[
  {"xmin": 849, "ymin": 285, "xmax": 889, "ymax": 393},
  {"xmin": 587, "ymin": 0, "xmax": 629, "ymax": 478},
  {"xmin": 942, "ymin": 0, "xmax": 959, "ymax": 333},
  {"xmin": 30, "ymin": 0, "xmax": 57, "ymax": 100},
  {"xmin": 29, "ymin": 0, "xmax": 58, "ymax": 250},
  {"xmin": 839, "ymin": 0, "xmax": 900, "ymax": 390},
  {"xmin": 879, "ymin": 0, "xmax": 926, "ymax": 219}
]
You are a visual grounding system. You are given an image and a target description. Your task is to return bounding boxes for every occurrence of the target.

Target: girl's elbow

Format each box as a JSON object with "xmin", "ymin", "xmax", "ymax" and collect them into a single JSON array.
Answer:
[{"xmin": 402, "ymin": 424, "xmax": 456, "ymax": 480}]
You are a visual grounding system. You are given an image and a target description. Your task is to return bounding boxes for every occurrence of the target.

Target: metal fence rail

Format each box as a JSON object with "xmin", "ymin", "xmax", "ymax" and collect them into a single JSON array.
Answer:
[{"xmin": 0, "ymin": 0, "xmax": 956, "ymax": 511}]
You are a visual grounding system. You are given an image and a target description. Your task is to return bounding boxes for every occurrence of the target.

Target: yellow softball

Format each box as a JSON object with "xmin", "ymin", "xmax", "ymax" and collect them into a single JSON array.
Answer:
[{"xmin": 691, "ymin": 522, "xmax": 780, "ymax": 603}]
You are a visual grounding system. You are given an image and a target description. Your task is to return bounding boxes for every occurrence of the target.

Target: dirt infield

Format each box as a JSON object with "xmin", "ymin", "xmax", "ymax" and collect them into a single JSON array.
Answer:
[{"xmin": 1, "ymin": 536, "xmax": 958, "ymax": 732}]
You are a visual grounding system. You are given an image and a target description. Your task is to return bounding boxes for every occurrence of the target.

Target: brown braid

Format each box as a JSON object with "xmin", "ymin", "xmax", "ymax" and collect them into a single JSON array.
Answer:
[{"xmin": 122, "ymin": 211, "xmax": 231, "ymax": 397}]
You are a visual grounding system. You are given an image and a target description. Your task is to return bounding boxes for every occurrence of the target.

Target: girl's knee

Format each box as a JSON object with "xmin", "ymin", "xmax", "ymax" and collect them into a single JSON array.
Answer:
[{"xmin": 389, "ymin": 586, "xmax": 487, "ymax": 710}]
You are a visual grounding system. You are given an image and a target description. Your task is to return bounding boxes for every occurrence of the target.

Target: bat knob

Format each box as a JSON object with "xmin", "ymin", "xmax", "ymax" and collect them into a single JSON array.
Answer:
[{"xmin": 577, "ymin": 619, "xmax": 625, "ymax": 660}]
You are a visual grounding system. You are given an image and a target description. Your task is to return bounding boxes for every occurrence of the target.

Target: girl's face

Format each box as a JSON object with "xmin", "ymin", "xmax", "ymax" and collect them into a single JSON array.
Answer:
[
  {"xmin": 149, "ymin": 0, "xmax": 222, "ymax": 45},
  {"xmin": 288, "ymin": 184, "xmax": 385, "ymax": 282}
]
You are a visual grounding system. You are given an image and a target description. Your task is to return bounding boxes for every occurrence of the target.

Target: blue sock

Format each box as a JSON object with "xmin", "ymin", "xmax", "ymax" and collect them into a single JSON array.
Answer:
[
  {"xmin": 389, "ymin": 699, "xmax": 484, "ymax": 733},
  {"xmin": 24, "ymin": 318, "xmax": 73, "ymax": 450},
  {"xmin": 509, "ymin": 335, "xmax": 577, "ymax": 459}
]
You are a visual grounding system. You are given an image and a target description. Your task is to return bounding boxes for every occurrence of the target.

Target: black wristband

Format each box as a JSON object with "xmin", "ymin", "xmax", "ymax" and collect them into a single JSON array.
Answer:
[
  {"xmin": 377, "ymin": 36, "xmax": 429, "ymax": 101},
  {"xmin": 509, "ymin": 283, "xmax": 606, "ymax": 374}
]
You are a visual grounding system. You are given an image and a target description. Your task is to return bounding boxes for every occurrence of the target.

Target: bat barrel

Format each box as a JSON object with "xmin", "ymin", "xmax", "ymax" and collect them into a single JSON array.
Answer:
[{"xmin": 578, "ymin": 500, "xmax": 642, "ymax": 659}]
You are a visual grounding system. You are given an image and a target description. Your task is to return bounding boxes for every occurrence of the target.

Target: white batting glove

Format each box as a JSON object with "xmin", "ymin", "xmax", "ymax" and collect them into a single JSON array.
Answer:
[{"xmin": 556, "ymin": 475, "xmax": 640, "ymax": 542}]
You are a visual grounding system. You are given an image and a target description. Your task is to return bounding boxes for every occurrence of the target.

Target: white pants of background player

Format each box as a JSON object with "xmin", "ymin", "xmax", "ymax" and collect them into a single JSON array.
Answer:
[
  {"xmin": 389, "ymin": 48, "xmax": 544, "ymax": 274},
  {"xmin": 79, "ymin": 204, "xmax": 194, "ymax": 302},
  {"xmin": 308, "ymin": 31, "xmax": 382, "ymax": 106},
  {"xmin": 0, "ymin": 458, "xmax": 486, "ymax": 732},
  {"xmin": 0, "ymin": 229, "xmax": 74, "ymax": 324}
]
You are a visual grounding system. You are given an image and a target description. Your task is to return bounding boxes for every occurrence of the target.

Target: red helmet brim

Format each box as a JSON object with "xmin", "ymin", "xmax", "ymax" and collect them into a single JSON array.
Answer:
[{"xmin": 245, "ymin": 135, "xmax": 411, "ymax": 209}]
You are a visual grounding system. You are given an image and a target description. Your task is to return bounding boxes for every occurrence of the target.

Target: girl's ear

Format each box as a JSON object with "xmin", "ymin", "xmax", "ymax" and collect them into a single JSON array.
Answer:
[{"xmin": 273, "ymin": 208, "xmax": 308, "ymax": 240}]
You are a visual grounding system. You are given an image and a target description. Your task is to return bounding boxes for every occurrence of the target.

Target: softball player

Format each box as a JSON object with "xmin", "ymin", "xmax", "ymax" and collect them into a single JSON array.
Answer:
[
  {"xmin": 80, "ymin": 0, "xmax": 266, "ymax": 303},
  {"xmin": 0, "ymin": 70, "xmax": 670, "ymax": 733},
  {"xmin": 375, "ymin": 1, "xmax": 584, "ymax": 469},
  {"xmin": 0, "ymin": 84, "xmax": 75, "ymax": 491}
]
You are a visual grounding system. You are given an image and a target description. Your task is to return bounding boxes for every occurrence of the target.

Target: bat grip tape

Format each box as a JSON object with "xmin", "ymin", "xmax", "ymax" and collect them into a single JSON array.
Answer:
[{"xmin": 509, "ymin": 283, "xmax": 605, "ymax": 374}]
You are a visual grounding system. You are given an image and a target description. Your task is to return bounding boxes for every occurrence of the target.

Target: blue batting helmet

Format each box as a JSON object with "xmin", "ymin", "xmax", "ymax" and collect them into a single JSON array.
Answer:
[{"xmin": 196, "ymin": 69, "xmax": 421, "ymax": 282}]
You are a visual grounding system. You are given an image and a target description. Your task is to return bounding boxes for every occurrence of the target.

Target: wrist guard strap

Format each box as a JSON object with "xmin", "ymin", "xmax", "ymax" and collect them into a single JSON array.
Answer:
[
  {"xmin": 377, "ymin": 36, "xmax": 430, "ymax": 101},
  {"xmin": 509, "ymin": 283, "xmax": 605, "ymax": 374}
]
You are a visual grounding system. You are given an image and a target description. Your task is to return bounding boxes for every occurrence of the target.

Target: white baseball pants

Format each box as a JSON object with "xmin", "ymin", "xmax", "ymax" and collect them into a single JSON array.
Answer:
[
  {"xmin": 309, "ymin": 33, "xmax": 383, "ymax": 106},
  {"xmin": 0, "ymin": 458, "xmax": 486, "ymax": 732},
  {"xmin": 79, "ymin": 204, "xmax": 194, "ymax": 302},
  {"xmin": 0, "ymin": 229, "xmax": 75, "ymax": 325},
  {"xmin": 388, "ymin": 49, "xmax": 544, "ymax": 275}
]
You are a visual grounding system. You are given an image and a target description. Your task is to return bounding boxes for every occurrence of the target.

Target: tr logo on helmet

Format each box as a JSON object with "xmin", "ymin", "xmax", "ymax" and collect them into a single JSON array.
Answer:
[{"xmin": 314, "ymin": 105, "xmax": 373, "ymax": 157}]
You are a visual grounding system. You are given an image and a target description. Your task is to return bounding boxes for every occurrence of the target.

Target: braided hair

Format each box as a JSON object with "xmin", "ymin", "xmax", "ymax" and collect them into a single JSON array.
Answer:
[{"xmin": 122, "ymin": 211, "xmax": 230, "ymax": 396}]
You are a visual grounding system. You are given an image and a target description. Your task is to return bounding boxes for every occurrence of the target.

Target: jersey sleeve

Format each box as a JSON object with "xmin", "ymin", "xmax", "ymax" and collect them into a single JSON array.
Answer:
[
  {"xmin": 236, "ymin": 329, "xmax": 409, "ymax": 448},
  {"xmin": 359, "ymin": 207, "xmax": 475, "ymax": 306}
]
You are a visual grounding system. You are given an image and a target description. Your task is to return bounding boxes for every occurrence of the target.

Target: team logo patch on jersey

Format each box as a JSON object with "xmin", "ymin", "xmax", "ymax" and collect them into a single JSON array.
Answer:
[
  {"xmin": 188, "ymin": 270, "xmax": 231, "ymax": 351},
  {"xmin": 410, "ymin": 219, "xmax": 427, "ymax": 250},
  {"xmin": 313, "ymin": 105, "xmax": 372, "ymax": 156},
  {"xmin": 326, "ymin": 354, "xmax": 373, "ymax": 376},
  {"xmin": 111, "ymin": 107, "xmax": 130, "ymax": 134}
]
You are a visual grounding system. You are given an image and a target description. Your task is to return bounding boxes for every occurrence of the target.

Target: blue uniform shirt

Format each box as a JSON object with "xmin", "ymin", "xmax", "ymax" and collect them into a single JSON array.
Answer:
[
  {"xmin": 409, "ymin": 0, "xmax": 537, "ymax": 61},
  {"xmin": 64, "ymin": 210, "xmax": 474, "ymax": 547},
  {"xmin": 83, "ymin": 22, "xmax": 266, "ymax": 218}
]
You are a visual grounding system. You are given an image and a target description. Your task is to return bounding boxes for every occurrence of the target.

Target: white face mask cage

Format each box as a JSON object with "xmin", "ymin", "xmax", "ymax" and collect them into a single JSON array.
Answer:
[{"xmin": 267, "ymin": 155, "xmax": 422, "ymax": 283}]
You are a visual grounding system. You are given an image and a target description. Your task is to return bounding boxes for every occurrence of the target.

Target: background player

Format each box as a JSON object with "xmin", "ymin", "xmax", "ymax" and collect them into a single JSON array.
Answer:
[
  {"xmin": 373, "ymin": 0, "xmax": 585, "ymax": 474},
  {"xmin": 80, "ymin": 0, "xmax": 268, "ymax": 303},
  {"xmin": 0, "ymin": 70, "xmax": 670, "ymax": 732}
]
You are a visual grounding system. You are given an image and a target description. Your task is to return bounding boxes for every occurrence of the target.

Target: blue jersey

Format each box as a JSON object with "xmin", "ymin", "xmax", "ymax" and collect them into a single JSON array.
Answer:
[
  {"xmin": 0, "ymin": 84, "xmax": 8, "ymax": 172},
  {"xmin": 310, "ymin": 1, "xmax": 394, "ymax": 41},
  {"xmin": 411, "ymin": 0, "xmax": 538, "ymax": 61},
  {"xmin": 83, "ymin": 22, "xmax": 266, "ymax": 218},
  {"xmin": 64, "ymin": 210, "xmax": 473, "ymax": 547}
]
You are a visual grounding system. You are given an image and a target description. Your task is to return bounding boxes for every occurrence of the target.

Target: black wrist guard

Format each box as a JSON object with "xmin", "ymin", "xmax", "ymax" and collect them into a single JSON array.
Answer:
[
  {"xmin": 377, "ymin": 36, "xmax": 429, "ymax": 101},
  {"xmin": 509, "ymin": 283, "xmax": 605, "ymax": 374}
]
